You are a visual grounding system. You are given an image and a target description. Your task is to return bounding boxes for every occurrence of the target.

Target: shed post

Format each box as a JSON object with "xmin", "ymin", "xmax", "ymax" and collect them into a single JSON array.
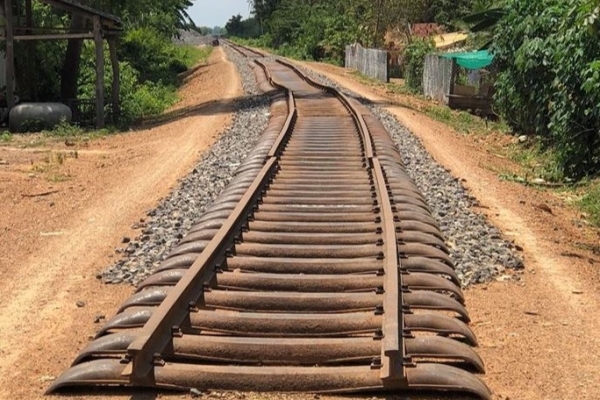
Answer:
[
  {"xmin": 107, "ymin": 36, "xmax": 120, "ymax": 123},
  {"xmin": 93, "ymin": 15, "xmax": 105, "ymax": 127},
  {"xmin": 25, "ymin": 0, "xmax": 36, "ymax": 100},
  {"xmin": 4, "ymin": 0, "xmax": 15, "ymax": 109}
]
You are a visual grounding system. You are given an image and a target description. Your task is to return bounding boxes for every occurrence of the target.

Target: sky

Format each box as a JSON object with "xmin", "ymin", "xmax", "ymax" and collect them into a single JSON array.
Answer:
[{"xmin": 188, "ymin": 0, "xmax": 252, "ymax": 28}]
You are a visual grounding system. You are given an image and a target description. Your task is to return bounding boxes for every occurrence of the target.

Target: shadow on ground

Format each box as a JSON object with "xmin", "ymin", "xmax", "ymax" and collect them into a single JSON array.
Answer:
[{"xmin": 137, "ymin": 93, "xmax": 268, "ymax": 130}]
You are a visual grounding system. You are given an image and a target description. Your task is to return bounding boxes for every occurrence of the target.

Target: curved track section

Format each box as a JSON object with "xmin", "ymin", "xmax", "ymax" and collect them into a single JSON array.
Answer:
[{"xmin": 48, "ymin": 44, "xmax": 490, "ymax": 399}]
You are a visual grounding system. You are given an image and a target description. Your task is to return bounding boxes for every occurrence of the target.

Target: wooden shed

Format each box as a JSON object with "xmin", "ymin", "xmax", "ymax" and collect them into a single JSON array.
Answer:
[
  {"xmin": 0, "ymin": 0, "xmax": 123, "ymax": 127},
  {"xmin": 423, "ymin": 50, "xmax": 496, "ymax": 116}
]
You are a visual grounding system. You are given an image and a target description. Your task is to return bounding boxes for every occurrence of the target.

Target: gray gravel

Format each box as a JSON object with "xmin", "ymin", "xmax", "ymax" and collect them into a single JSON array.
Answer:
[
  {"xmin": 173, "ymin": 30, "xmax": 215, "ymax": 46},
  {"xmin": 372, "ymin": 108, "xmax": 524, "ymax": 285},
  {"xmin": 101, "ymin": 47, "xmax": 270, "ymax": 286},
  {"xmin": 294, "ymin": 64, "xmax": 524, "ymax": 286}
]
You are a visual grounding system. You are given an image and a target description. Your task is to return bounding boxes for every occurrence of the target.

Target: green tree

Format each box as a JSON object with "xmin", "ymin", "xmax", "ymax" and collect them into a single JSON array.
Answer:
[{"xmin": 225, "ymin": 14, "xmax": 244, "ymax": 36}]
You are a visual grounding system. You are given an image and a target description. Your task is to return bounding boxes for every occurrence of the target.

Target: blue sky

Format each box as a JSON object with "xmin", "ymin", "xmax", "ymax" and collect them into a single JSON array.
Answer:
[{"xmin": 188, "ymin": 0, "xmax": 252, "ymax": 28}]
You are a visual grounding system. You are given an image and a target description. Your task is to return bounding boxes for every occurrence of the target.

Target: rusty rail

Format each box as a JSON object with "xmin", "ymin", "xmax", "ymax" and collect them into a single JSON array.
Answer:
[
  {"xmin": 220, "ymin": 38, "xmax": 265, "ymax": 58},
  {"xmin": 48, "ymin": 42, "xmax": 491, "ymax": 399}
]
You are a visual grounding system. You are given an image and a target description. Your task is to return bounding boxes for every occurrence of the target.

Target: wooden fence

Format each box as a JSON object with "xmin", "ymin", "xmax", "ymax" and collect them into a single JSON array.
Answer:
[
  {"xmin": 345, "ymin": 43, "xmax": 388, "ymax": 82},
  {"xmin": 423, "ymin": 54, "xmax": 454, "ymax": 104}
]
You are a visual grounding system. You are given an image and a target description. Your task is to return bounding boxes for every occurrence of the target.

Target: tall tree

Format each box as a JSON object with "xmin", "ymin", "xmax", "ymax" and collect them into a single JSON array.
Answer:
[{"xmin": 225, "ymin": 14, "xmax": 244, "ymax": 36}]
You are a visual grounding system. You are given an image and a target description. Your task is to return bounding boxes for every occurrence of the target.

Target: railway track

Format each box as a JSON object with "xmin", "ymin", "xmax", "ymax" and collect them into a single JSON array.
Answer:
[{"xmin": 48, "ymin": 42, "xmax": 490, "ymax": 399}]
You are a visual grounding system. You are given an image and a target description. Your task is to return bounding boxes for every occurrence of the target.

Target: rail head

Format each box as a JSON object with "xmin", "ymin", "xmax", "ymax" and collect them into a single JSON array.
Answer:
[
  {"xmin": 254, "ymin": 59, "xmax": 298, "ymax": 158},
  {"xmin": 372, "ymin": 159, "xmax": 404, "ymax": 382},
  {"xmin": 222, "ymin": 39, "xmax": 265, "ymax": 58}
]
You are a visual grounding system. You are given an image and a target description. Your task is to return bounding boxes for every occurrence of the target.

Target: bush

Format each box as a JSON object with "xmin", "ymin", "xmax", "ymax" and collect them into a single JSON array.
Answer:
[
  {"xmin": 578, "ymin": 183, "xmax": 600, "ymax": 227},
  {"xmin": 404, "ymin": 38, "xmax": 436, "ymax": 93},
  {"xmin": 77, "ymin": 32, "xmax": 211, "ymax": 125},
  {"xmin": 122, "ymin": 82, "xmax": 178, "ymax": 123},
  {"xmin": 121, "ymin": 27, "xmax": 188, "ymax": 85},
  {"xmin": 493, "ymin": 0, "xmax": 600, "ymax": 178}
]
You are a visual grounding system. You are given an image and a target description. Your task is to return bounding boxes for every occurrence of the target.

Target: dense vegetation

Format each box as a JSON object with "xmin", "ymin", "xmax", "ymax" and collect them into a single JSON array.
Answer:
[
  {"xmin": 493, "ymin": 0, "xmax": 600, "ymax": 179},
  {"xmin": 13, "ymin": 0, "xmax": 208, "ymax": 125},
  {"xmin": 231, "ymin": 0, "xmax": 476, "ymax": 65},
  {"xmin": 404, "ymin": 39, "xmax": 436, "ymax": 92}
]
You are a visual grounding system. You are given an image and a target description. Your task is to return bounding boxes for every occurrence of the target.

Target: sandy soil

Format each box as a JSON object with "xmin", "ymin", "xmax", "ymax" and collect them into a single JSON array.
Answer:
[
  {"xmin": 293, "ymin": 60, "xmax": 600, "ymax": 400},
  {"xmin": 0, "ymin": 47, "xmax": 241, "ymax": 399}
]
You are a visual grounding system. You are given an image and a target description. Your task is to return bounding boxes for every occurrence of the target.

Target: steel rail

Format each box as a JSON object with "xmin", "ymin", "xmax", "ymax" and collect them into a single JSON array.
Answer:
[
  {"xmin": 124, "ymin": 157, "xmax": 278, "ymax": 385},
  {"xmin": 220, "ymin": 38, "xmax": 265, "ymax": 58},
  {"xmin": 123, "ymin": 59, "xmax": 297, "ymax": 385}
]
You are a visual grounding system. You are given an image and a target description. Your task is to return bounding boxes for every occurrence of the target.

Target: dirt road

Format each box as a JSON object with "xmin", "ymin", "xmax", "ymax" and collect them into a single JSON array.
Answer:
[{"xmin": 0, "ymin": 47, "xmax": 241, "ymax": 399}]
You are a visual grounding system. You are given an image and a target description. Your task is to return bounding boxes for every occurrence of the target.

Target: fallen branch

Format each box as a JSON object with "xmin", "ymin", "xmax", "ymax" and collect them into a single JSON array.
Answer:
[{"xmin": 22, "ymin": 190, "xmax": 60, "ymax": 198}]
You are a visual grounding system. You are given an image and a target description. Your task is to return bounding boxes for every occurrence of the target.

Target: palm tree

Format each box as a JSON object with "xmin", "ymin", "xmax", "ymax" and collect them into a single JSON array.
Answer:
[{"xmin": 462, "ymin": 2, "xmax": 506, "ymax": 49}]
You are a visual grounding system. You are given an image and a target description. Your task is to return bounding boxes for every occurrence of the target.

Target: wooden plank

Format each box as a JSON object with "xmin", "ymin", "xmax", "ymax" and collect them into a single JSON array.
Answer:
[
  {"xmin": 0, "ymin": 32, "xmax": 95, "ymax": 41},
  {"xmin": 93, "ymin": 16, "xmax": 104, "ymax": 128},
  {"xmin": 448, "ymin": 94, "xmax": 494, "ymax": 115}
]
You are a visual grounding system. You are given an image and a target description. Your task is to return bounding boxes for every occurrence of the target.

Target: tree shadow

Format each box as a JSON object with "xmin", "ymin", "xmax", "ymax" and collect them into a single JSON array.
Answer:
[
  {"xmin": 177, "ymin": 62, "xmax": 214, "ymax": 81},
  {"xmin": 335, "ymin": 391, "xmax": 482, "ymax": 400},
  {"xmin": 136, "ymin": 93, "xmax": 269, "ymax": 130},
  {"xmin": 51, "ymin": 386, "xmax": 159, "ymax": 399}
]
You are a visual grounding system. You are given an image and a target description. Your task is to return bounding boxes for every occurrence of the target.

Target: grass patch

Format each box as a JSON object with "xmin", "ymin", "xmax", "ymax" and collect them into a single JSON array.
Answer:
[
  {"xmin": 350, "ymin": 71, "xmax": 414, "ymax": 95},
  {"xmin": 32, "ymin": 150, "xmax": 79, "ymax": 182},
  {"xmin": 504, "ymin": 140, "xmax": 565, "ymax": 183},
  {"xmin": 386, "ymin": 82, "xmax": 413, "ymax": 96},
  {"xmin": 0, "ymin": 131, "xmax": 12, "ymax": 143},
  {"xmin": 41, "ymin": 119, "xmax": 115, "ymax": 142},
  {"xmin": 20, "ymin": 138, "xmax": 47, "ymax": 148},
  {"xmin": 423, "ymin": 105, "xmax": 508, "ymax": 135},
  {"xmin": 578, "ymin": 183, "xmax": 600, "ymax": 227},
  {"xmin": 177, "ymin": 45, "xmax": 213, "ymax": 68}
]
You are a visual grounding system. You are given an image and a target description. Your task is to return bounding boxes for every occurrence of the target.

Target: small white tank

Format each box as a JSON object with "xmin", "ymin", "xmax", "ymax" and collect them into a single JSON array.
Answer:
[{"xmin": 9, "ymin": 102, "xmax": 73, "ymax": 132}]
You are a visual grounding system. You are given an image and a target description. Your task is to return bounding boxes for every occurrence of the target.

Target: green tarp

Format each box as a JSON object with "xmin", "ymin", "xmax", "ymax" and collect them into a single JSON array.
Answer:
[{"xmin": 440, "ymin": 50, "xmax": 494, "ymax": 70}]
